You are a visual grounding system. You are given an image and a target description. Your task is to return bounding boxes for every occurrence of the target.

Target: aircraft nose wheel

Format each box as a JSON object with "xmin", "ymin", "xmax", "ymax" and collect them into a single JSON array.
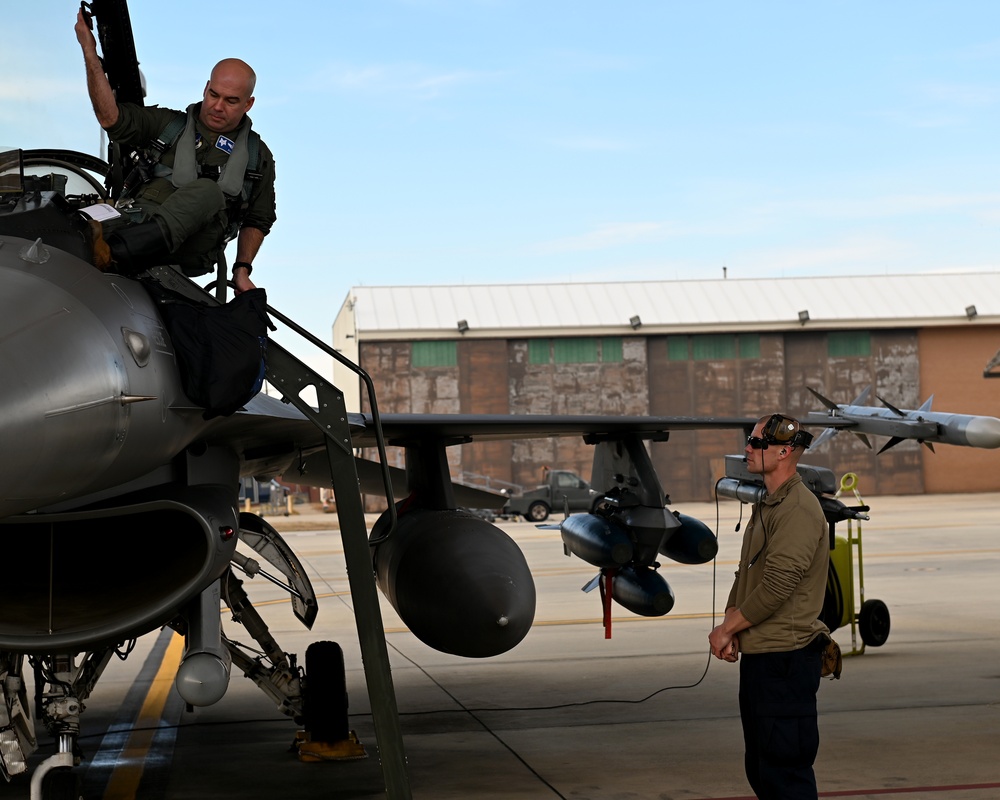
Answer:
[
  {"xmin": 293, "ymin": 641, "xmax": 366, "ymax": 762},
  {"xmin": 40, "ymin": 767, "xmax": 83, "ymax": 800},
  {"xmin": 858, "ymin": 598, "xmax": 890, "ymax": 647}
]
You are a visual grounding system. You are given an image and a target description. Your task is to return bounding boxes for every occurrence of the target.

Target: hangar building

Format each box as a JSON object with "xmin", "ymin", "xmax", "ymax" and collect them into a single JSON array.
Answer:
[{"xmin": 332, "ymin": 273, "xmax": 1000, "ymax": 503}]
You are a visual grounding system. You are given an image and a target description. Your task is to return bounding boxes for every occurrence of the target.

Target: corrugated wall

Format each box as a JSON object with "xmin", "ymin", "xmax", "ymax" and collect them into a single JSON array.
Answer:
[
  {"xmin": 459, "ymin": 340, "xmax": 514, "ymax": 488},
  {"xmin": 358, "ymin": 325, "xmax": 999, "ymax": 505},
  {"xmin": 505, "ymin": 337, "xmax": 649, "ymax": 495},
  {"xmin": 647, "ymin": 330, "xmax": 925, "ymax": 501}
]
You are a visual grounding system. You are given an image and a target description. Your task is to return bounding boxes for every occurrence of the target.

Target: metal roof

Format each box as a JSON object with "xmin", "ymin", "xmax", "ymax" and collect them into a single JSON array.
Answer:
[{"xmin": 343, "ymin": 273, "xmax": 1000, "ymax": 339}]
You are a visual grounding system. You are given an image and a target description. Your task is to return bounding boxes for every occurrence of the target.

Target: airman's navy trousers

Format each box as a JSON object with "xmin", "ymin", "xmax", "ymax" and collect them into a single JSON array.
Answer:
[{"xmin": 739, "ymin": 639, "xmax": 823, "ymax": 800}]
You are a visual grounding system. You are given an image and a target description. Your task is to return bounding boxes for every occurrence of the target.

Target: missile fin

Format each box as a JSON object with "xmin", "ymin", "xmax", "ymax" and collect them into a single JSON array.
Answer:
[
  {"xmin": 878, "ymin": 395, "xmax": 906, "ymax": 417},
  {"xmin": 581, "ymin": 573, "xmax": 601, "ymax": 593},
  {"xmin": 807, "ymin": 386, "xmax": 839, "ymax": 411},
  {"xmin": 853, "ymin": 385, "xmax": 873, "ymax": 405},
  {"xmin": 923, "ymin": 441, "xmax": 936, "ymax": 453},
  {"xmin": 878, "ymin": 436, "xmax": 905, "ymax": 454},
  {"xmin": 810, "ymin": 427, "xmax": 837, "ymax": 449},
  {"xmin": 853, "ymin": 432, "xmax": 873, "ymax": 449},
  {"xmin": 918, "ymin": 395, "xmax": 934, "ymax": 412}
]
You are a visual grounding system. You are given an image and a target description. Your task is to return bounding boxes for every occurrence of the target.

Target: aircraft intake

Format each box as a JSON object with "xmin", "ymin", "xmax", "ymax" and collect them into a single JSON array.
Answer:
[
  {"xmin": 371, "ymin": 508, "xmax": 536, "ymax": 658},
  {"xmin": 0, "ymin": 487, "xmax": 238, "ymax": 653}
]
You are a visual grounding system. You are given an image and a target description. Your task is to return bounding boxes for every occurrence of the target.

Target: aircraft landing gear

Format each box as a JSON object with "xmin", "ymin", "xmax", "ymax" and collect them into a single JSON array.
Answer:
[
  {"xmin": 295, "ymin": 641, "xmax": 366, "ymax": 762},
  {"xmin": 34, "ymin": 751, "xmax": 79, "ymax": 800},
  {"xmin": 225, "ymin": 514, "xmax": 365, "ymax": 761},
  {"xmin": 1, "ymin": 653, "xmax": 35, "ymax": 782},
  {"xmin": 25, "ymin": 651, "xmax": 114, "ymax": 800}
]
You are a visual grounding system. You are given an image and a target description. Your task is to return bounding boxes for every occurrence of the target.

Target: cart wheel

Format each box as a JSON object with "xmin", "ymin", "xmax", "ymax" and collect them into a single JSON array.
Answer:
[{"xmin": 858, "ymin": 598, "xmax": 890, "ymax": 647}]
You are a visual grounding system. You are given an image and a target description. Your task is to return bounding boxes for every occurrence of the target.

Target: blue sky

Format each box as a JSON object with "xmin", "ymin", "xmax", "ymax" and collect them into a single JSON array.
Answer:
[{"xmin": 5, "ymin": 1, "xmax": 1000, "ymax": 362}]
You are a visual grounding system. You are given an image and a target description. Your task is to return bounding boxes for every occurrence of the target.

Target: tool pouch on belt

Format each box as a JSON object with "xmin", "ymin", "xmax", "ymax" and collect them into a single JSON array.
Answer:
[{"xmin": 820, "ymin": 634, "xmax": 842, "ymax": 679}]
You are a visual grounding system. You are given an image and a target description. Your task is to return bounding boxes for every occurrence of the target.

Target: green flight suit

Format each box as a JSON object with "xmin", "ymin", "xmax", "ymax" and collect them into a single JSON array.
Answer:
[{"xmin": 104, "ymin": 102, "xmax": 276, "ymax": 277}]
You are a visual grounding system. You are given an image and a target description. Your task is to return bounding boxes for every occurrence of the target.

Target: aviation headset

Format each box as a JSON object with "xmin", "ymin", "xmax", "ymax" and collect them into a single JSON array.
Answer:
[{"xmin": 761, "ymin": 413, "xmax": 814, "ymax": 450}]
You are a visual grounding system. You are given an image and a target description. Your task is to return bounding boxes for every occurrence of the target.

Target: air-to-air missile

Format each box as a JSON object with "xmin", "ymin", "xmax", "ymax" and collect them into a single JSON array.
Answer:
[{"xmin": 804, "ymin": 386, "xmax": 1000, "ymax": 452}]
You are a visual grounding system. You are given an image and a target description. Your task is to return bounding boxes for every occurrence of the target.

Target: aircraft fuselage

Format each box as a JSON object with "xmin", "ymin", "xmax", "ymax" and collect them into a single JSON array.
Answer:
[{"xmin": 0, "ymin": 227, "xmax": 214, "ymax": 517}]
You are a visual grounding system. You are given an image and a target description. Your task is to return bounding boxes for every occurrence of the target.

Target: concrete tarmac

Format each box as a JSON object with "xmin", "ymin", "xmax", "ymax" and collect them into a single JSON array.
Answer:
[{"xmin": 11, "ymin": 491, "xmax": 1000, "ymax": 800}]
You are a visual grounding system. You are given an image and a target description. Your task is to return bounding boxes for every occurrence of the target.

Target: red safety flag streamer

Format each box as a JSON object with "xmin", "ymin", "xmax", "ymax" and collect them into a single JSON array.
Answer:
[{"xmin": 601, "ymin": 568, "xmax": 617, "ymax": 639}]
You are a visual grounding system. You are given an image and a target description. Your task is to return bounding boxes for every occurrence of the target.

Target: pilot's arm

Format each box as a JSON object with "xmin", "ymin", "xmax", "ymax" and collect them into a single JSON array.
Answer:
[
  {"xmin": 75, "ymin": 9, "xmax": 120, "ymax": 129},
  {"xmin": 231, "ymin": 148, "xmax": 276, "ymax": 294},
  {"xmin": 232, "ymin": 226, "xmax": 265, "ymax": 294}
]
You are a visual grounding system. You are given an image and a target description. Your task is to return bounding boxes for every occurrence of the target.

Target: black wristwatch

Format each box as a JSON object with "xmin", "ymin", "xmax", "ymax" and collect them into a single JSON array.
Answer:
[{"xmin": 233, "ymin": 261, "xmax": 253, "ymax": 276}]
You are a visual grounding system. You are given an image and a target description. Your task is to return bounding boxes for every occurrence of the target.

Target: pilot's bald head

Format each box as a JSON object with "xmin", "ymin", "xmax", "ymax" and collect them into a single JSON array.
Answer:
[
  {"xmin": 200, "ymin": 58, "xmax": 257, "ymax": 134},
  {"xmin": 212, "ymin": 59, "xmax": 256, "ymax": 96}
]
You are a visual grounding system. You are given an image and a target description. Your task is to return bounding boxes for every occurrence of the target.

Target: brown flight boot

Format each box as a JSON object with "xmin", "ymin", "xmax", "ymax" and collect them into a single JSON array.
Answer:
[{"xmin": 87, "ymin": 219, "xmax": 114, "ymax": 271}]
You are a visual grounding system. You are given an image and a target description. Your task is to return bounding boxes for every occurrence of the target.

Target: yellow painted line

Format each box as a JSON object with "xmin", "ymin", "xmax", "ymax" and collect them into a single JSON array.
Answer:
[{"xmin": 102, "ymin": 632, "xmax": 184, "ymax": 800}]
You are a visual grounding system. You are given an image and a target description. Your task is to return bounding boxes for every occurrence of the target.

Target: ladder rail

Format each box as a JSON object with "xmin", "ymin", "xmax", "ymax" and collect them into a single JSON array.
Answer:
[
  {"xmin": 262, "ymin": 302, "xmax": 398, "ymax": 541},
  {"xmin": 152, "ymin": 266, "xmax": 398, "ymax": 540}
]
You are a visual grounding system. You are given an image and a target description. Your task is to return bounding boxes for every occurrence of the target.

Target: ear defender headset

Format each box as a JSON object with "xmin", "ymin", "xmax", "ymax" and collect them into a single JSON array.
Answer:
[{"xmin": 761, "ymin": 413, "xmax": 814, "ymax": 450}]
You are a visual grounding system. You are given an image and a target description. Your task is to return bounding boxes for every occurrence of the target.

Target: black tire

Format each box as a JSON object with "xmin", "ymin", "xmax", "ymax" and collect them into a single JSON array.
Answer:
[
  {"xmin": 42, "ymin": 768, "xmax": 82, "ymax": 800},
  {"xmin": 303, "ymin": 641, "xmax": 349, "ymax": 742},
  {"xmin": 526, "ymin": 501, "xmax": 550, "ymax": 522},
  {"xmin": 858, "ymin": 598, "xmax": 890, "ymax": 647}
]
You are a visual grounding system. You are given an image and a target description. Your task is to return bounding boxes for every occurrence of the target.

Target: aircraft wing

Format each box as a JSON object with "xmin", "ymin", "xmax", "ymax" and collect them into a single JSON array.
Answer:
[
  {"xmin": 206, "ymin": 393, "xmax": 760, "ymax": 505},
  {"xmin": 220, "ymin": 392, "xmax": 756, "ymax": 449},
  {"xmin": 363, "ymin": 411, "xmax": 755, "ymax": 445}
]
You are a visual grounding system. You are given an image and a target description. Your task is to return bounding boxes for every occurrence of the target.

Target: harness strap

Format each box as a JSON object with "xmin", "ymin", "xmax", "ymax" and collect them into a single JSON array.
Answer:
[
  {"xmin": 152, "ymin": 113, "xmax": 188, "ymax": 155},
  {"xmin": 140, "ymin": 111, "xmax": 264, "ymax": 239}
]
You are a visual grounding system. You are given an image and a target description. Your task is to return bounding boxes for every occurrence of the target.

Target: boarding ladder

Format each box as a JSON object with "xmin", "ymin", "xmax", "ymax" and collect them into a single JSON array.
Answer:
[{"xmin": 145, "ymin": 265, "xmax": 411, "ymax": 800}]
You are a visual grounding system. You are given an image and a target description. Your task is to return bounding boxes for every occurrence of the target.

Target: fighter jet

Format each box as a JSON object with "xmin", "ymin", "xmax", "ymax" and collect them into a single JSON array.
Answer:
[
  {"xmin": 0, "ymin": 171, "xmax": 742, "ymax": 796},
  {"xmin": 0, "ymin": 139, "xmax": 788, "ymax": 795},
  {"xmin": 7, "ymin": 154, "xmax": 1000, "ymax": 800},
  {"xmin": 5, "ymin": 4, "xmax": 1000, "ymax": 798}
]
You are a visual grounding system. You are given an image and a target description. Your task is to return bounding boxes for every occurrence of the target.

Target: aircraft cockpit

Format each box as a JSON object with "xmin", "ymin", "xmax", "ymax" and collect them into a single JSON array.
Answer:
[
  {"xmin": 0, "ymin": 146, "xmax": 112, "ymax": 262},
  {"xmin": 0, "ymin": 146, "xmax": 110, "ymax": 201}
]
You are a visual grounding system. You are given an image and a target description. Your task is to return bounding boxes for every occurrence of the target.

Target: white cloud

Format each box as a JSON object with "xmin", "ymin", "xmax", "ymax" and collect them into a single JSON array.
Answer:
[
  {"xmin": 747, "ymin": 236, "xmax": 911, "ymax": 273},
  {"xmin": 921, "ymin": 81, "xmax": 1000, "ymax": 108},
  {"xmin": 533, "ymin": 221, "xmax": 668, "ymax": 254},
  {"xmin": 318, "ymin": 62, "xmax": 504, "ymax": 101},
  {"xmin": 751, "ymin": 191, "xmax": 1000, "ymax": 223}
]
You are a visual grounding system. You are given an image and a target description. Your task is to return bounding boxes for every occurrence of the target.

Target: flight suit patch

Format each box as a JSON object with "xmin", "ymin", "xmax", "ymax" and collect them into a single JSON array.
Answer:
[{"xmin": 215, "ymin": 135, "xmax": 235, "ymax": 154}]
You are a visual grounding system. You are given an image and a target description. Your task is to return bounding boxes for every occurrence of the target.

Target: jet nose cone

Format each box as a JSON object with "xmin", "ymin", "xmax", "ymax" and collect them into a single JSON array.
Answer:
[
  {"xmin": 0, "ymin": 265, "xmax": 126, "ymax": 513},
  {"xmin": 964, "ymin": 415, "xmax": 1000, "ymax": 449}
]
